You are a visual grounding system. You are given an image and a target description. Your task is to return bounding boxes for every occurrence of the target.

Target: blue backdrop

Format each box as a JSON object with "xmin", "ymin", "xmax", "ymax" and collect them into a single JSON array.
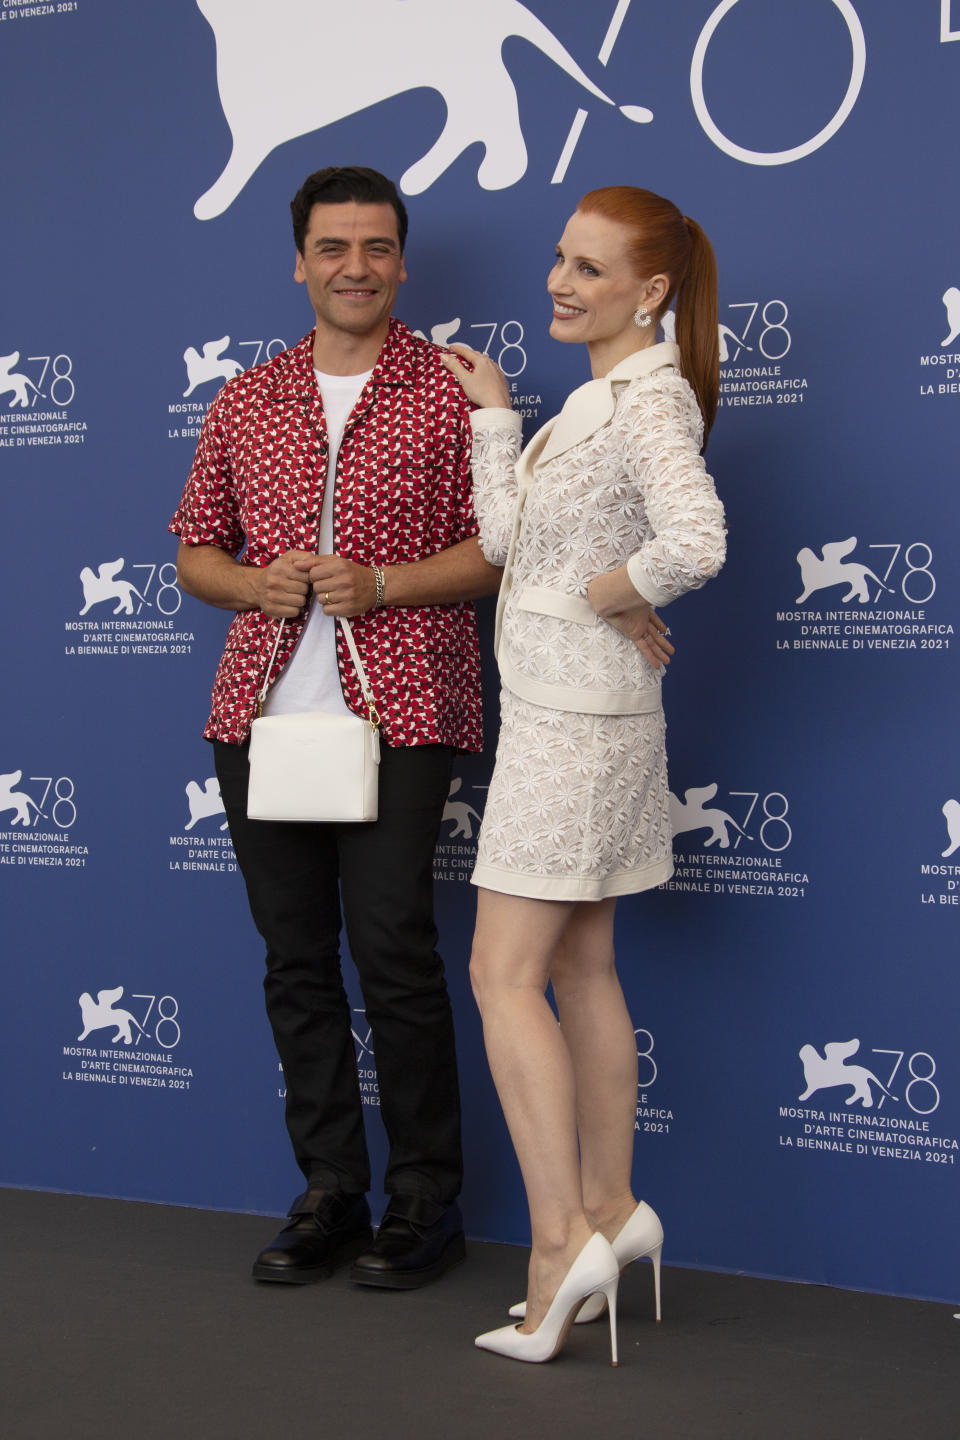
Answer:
[{"xmin": 2, "ymin": 0, "xmax": 958, "ymax": 1304}]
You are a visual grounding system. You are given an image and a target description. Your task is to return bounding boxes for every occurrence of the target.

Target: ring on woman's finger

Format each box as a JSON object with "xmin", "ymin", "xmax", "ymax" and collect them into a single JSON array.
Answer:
[{"xmin": 324, "ymin": 592, "xmax": 330, "ymax": 603}]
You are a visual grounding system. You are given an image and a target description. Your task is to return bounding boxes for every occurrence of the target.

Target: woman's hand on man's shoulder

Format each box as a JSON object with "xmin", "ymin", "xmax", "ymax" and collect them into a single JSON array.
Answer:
[{"xmin": 439, "ymin": 344, "xmax": 514, "ymax": 410}]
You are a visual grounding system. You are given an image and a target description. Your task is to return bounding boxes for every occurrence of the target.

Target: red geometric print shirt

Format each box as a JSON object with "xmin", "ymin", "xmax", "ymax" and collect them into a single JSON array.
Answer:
[{"xmin": 170, "ymin": 320, "xmax": 484, "ymax": 751}]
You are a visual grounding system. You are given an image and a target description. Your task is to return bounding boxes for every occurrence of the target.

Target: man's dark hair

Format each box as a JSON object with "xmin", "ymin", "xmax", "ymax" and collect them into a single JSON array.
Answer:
[{"xmin": 291, "ymin": 166, "xmax": 408, "ymax": 254}]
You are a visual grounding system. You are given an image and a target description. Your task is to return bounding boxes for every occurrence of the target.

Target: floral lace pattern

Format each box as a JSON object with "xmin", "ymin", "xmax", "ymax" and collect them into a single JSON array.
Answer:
[
  {"xmin": 473, "ymin": 691, "xmax": 673, "ymax": 900},
  {"xmin": 469, "ymin": 365, "xmax": 724, "ymax": 897},
  {"xmin": 472, "ymin": 371, "xmax": 725, "ymax": 706},
  {"xmin": 469, "ymin": 419, "xmax": 522, "ymax": 565}
]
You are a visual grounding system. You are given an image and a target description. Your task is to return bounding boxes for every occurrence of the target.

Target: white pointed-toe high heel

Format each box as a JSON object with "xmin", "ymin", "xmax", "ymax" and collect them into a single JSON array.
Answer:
[
  {"xmin": 508, "ymin": 1200, "xmax": 663, "ymax": 1326},
  {"xmin": 475, "ymin": 1233, "xmax": 620, "ymax": 1364}
]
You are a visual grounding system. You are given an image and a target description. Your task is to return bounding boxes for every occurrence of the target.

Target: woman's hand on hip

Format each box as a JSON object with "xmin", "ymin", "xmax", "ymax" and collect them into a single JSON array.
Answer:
[
  {"xmin": 439, "ymin": 344, "xmax": 514, "ymax": 409},
  {"xmin": 587, "ymin": 567, "xmax": 675, "ymax": 670}
]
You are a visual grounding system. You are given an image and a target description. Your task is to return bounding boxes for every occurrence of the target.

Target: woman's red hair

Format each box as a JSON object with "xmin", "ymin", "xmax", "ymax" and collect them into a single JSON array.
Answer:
[{"xmin": 578, "ymin": 186, "xmax": 719, "ymax": 443}]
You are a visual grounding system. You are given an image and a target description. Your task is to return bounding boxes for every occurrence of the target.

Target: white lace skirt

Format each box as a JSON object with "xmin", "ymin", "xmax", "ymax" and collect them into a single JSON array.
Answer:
[{"xmin": 472, "ymin": 689, "xmax": 675, "ymax": 901}]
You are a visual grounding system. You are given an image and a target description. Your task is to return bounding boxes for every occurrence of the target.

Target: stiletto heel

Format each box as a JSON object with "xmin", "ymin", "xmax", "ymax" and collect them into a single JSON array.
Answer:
[
  {"xmin": 508, "ymin": 1200, "xmax": 664, "ymax": 1325},
  {"xmin": 602, "ymin": 1275, "xmax": 619, "ymax": 1366},
  {"xmin": 650, "ymin": 1239, "xmax": 662, "ymax": 1323},
  {"xmin": 475, "ymin": 1233, "xmax": 619, "ymax": 1364}
]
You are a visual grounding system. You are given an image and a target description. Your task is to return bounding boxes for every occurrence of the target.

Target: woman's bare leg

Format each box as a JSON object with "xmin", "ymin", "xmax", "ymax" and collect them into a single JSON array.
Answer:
[
  {"xmin": 550, "ymin": 900, "xmax": 639, "ymax": 1239},
  {"xmin": 470, "ymin": 887, "xmax": 594, "ymax": 1330}
]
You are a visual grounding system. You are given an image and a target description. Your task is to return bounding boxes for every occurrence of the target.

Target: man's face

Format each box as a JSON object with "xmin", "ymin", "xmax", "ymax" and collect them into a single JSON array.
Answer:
[{"xmin": 294, "ymin": 201, "xmax": 407, "ymax": 341}]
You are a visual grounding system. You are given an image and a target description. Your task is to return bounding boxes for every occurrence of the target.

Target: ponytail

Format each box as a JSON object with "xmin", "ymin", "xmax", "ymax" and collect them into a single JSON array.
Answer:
[{"xmin": 674, "ymin": 216, "xmax": 719, "ymax": 446}]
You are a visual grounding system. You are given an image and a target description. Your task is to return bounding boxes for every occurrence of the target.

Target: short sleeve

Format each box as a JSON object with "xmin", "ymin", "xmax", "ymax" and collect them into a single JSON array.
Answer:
[{"xmin": 169, "ymin": 392, "xmax": 246, "ymax": 555}]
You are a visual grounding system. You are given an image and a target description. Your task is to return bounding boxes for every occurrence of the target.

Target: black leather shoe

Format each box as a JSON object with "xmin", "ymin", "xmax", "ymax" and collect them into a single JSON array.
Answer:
[
  {"xmin": 252, "ymin": 1187, "xmax": 373, "ymax": 1284},
  {"xmin": 349, "ymin": 1196, "xmax": 466, "ymax": 1289}
]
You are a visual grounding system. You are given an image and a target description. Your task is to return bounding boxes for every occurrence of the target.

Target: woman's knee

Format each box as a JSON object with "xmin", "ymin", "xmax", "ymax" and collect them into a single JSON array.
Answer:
[
  {"xmin": 550, "ymin": 935, "xmax": 617, "ymax": 995},
  {"xmin": 469, "ymin": 891, "xmax": 571, "ymax": 1010},
  {"xmin": 468, "ymin": 941, "xmax": 495, "ymax": 1010},
  {"xmin": 469, "ymin": 940, "xmax": 553, "ymax": 1014}
]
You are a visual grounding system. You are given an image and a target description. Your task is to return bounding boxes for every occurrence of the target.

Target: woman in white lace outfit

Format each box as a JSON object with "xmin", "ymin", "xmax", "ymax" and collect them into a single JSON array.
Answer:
[{"xmin": 441, "ymin": 187, "xmax": 726, "ymax": 1363}]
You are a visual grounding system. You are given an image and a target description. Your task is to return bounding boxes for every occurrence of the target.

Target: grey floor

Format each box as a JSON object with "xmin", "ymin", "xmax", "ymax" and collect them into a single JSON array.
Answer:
[{"xmin": 1, "ymin": 1187, "xmax": 956, "ymax": 1440}]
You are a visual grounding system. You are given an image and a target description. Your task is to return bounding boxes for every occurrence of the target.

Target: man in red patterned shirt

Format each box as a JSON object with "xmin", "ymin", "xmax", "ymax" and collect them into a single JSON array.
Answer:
[{"xmin": 171, "ymin": 167, "xmax": 500, "ymax": 1289}]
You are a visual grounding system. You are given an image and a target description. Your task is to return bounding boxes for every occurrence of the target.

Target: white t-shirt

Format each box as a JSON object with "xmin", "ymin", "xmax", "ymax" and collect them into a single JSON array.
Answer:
[{"xmin": 262, "ymin": 368, "xmax": 373, "ymax": 717}]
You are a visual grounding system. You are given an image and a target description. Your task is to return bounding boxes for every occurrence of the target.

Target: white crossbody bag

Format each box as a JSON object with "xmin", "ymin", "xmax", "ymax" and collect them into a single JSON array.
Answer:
[{"xmin": 247, "ymin": 614, "xmax": 381, "ymax": 823}]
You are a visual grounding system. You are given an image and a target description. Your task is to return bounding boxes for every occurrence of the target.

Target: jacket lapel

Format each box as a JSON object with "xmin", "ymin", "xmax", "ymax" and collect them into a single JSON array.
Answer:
[{"xmin": 532, "ymin": 342, "xmax": 682, "ymax": 474}]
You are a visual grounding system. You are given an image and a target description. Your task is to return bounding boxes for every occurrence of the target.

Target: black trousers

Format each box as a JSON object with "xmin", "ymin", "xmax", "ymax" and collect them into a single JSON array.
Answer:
[{"xmin": 214, "ymin": 738, "xmax": 462, "ymax": 1204}]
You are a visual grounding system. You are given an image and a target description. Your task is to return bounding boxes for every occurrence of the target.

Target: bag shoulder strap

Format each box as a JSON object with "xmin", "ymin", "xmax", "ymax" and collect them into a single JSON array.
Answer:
[{"xmin": 257, "ymin": 609, "xmax": 380, "ymax": 727}]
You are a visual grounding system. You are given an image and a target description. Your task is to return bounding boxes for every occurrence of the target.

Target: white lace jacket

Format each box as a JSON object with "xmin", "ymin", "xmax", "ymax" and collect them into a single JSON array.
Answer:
[{"xmin": 470, "ymin": 342, "xmax": 726, "ymax": 715}]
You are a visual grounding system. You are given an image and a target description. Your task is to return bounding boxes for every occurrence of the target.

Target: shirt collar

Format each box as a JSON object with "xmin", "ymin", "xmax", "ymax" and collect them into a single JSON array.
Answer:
[{"xmin": 273, "ymin": 318, "xmax": 417, "ymax": 399}]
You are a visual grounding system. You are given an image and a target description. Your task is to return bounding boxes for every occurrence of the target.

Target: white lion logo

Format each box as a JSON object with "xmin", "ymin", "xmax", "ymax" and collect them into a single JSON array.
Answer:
[
  {"xmin": 0, "ymin": 770, "xmax": 44, "ymax": 826},
  {"xmin": 441, "ymin": 777, "xmax": 482, "ymax": 840},
  {"xmin": 798, "ymin": 1039, "xmax": 897, "ymax": 1110},
  {"xmin": 0, "ymin": 351, "xmax": 42, "ymax": 409},
  {"xmin": 670, "ymin": 784, "xmax": 751, "ymax": 850},
  {"xmin": 795, "ymin": 537, "xmax": 890, "ymax": 605},
  {"xmin": 661, "ymin": 310, "xmax": 749, "ymax": 364},
  {"xmin": 79, "ymin": 559, "xmax": 150, "ymax": 616},
  {"xmin": 183, "ymin": 336, "xmax": 243, "ymax": 397},
  {"xmin": 77, "ymin": 987, "xmax": 150, "ymax": 1046},
  {"xmin": 942, "ymin": 798, "xmax": 960, "ymax": 859},
  {"xmin": 413, "ymin": 318, "xmax": 462, "ymax": 348},
  {"xmin": 185, "ymin": 777, "xmax": 229, "ymax": 831},
  {"xmin": 941, "ymin": 286, "xmax": 960, "ymax": 348},
  {"xmin": 193, "ymin": 0, "xmax": 651, "ymax": 218}
]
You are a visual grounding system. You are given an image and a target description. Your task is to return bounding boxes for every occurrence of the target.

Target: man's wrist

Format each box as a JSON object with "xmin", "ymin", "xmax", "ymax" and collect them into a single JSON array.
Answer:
[{"xmin": 234, "ymin": 561, "xmax": 266, "ymax": 612}]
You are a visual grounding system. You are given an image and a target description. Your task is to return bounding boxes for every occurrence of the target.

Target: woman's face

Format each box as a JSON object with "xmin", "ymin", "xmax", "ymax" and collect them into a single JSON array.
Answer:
[{"xmin": 547, "ymin": 210, "xmax": 660, "ymax": 356}]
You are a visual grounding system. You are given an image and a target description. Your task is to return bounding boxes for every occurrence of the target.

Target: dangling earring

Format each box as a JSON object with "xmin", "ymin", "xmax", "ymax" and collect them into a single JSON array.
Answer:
[{"xmin": 633, "ymin": 306, "xmax": 653, "ymax": 328}]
